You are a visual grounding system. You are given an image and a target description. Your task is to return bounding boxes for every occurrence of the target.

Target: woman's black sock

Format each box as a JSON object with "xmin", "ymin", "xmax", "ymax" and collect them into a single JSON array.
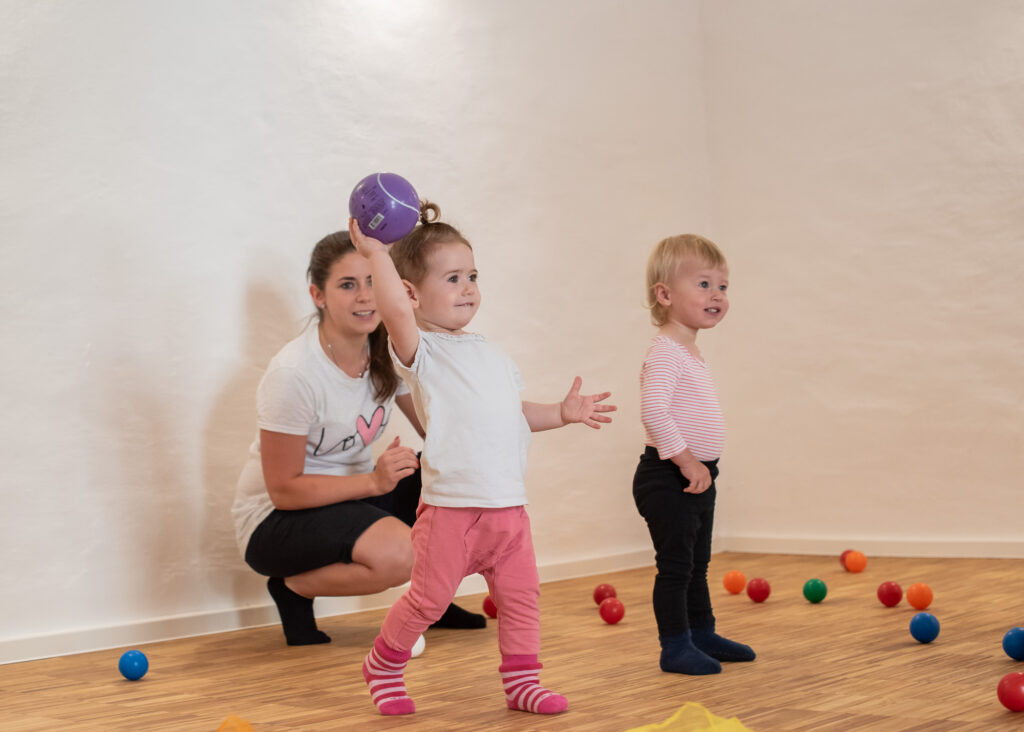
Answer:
[
  {"xmin": 430, "ymin": 602, "xmax": 487, "ymax": 629},
  {"xmin": 267, "ymin": 577, "xmax": 331, "ymax": 645}
]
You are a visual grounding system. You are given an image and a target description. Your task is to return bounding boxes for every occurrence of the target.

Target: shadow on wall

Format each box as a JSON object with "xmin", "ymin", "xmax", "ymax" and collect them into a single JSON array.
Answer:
[
  {"xmin": 88, "ymin": 351, "xmax": 189, "ymax": 621},
  {"xmin": 200, "ymin": 281, "xmax": 305, "ymax": 612}
]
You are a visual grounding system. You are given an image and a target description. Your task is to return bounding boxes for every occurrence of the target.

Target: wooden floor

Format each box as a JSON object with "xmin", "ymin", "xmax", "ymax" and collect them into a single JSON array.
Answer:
[{"xmin": 3, "ymin": 552, "xmax": 1023, "ymax": 731}]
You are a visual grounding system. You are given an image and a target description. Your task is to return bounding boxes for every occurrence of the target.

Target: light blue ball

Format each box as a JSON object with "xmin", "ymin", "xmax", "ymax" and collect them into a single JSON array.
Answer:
[
  {"xmin": 1004, "ymin": 627, "xmax": 1024, "ymax": 661},
  {"xmin": 118, "ymin": 650, "xmax": 149, "ymax": 680},
  {"xmin": 910, "ymin": 612, "xmax": 940, "ymax": 644}
]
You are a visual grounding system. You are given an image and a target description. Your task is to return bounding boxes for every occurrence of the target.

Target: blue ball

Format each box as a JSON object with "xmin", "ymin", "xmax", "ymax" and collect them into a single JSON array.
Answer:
[
  {"xmin": 910, "ymin": 612, "xmax": 940, "ymax": 644},
  {"xmin": 118, "ymin": 650, "xmax": 149, "ymax": 680},
  {"xmin": 1004, "ymin": 627, "xmax": 1024, "ymax": 661}
]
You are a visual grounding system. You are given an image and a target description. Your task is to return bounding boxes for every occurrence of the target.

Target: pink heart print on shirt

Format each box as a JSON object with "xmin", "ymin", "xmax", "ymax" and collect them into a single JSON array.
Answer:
[{"xmin": 356, "ymin": 406, "xmax": 386, "ymax": 447}]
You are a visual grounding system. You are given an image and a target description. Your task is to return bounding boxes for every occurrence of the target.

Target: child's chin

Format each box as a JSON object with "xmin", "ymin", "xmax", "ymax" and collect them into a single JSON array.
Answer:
[{"xmin": 453, "ymin": 308, "xmax": 477, "ymax": 327}]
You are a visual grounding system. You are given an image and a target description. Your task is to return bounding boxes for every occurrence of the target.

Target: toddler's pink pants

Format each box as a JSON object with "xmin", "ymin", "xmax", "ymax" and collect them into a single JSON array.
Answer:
[{"xmin": 380, "ymin": 504, "xmax": 541, "ymax": 656}]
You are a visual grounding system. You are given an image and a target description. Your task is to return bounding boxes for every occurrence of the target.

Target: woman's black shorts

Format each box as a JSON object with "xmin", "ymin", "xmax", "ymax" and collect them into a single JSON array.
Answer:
[{"xmin": 244, "ymin": 468, "xmax": 421, "ymax": 578}]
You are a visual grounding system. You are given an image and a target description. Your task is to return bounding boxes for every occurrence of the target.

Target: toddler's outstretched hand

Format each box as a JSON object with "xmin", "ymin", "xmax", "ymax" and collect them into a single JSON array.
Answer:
[
  {"xmin": 559, "ymin": 376, "xmax": 616, "ymax": 429},
  {"xmin": 348, "ymin": 217, "xmax": 388, "ymax": 258}
]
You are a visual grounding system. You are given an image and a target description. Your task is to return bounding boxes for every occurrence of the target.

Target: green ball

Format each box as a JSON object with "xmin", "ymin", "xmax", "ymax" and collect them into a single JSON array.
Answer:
[{"xmin": 803, "ymin": 578, "xmax": 827, "ymax": 603}]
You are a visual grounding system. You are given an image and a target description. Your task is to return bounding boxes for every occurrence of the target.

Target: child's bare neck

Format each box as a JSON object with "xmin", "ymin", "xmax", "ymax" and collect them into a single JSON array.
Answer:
[
  {"xmin": 658, "ymin": 321, "xmax": 702, "ymax": 358},
  {"xmin": 416, "ymin": 316, "xmax": 468, "ymax": 336}
]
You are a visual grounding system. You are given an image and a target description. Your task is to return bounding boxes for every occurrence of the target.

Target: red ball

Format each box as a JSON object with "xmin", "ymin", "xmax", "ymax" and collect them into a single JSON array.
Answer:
[
  {"xmin": 593, "ymin": 583, "xmax": 617, "ymax": 605},
  {"xmin": 997, "ymin": 671, "xmax": 1024, "ymax": 712},
  {"xmin": 840, "ymin": 549, "xmax": 853, "ymax": 567},
  {"xmin": 877, "ymin": 581, "xmax": 902, "ymax": 607},
  {"xmin": 599, "ymin": 597, "xmax": 625, "ymax": 624},
  {"xmin": 746, "ymin": 577, "xmax": 771, "ymax": 603},
  {"xmin": 482, "ymin": 595, "xmax": 498, "ymax": 619}
]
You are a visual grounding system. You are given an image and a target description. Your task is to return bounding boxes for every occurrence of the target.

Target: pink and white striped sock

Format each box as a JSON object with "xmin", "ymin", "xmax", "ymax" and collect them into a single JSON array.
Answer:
[
  {"xmin": 362, "ymin": 636, "xmax": 415, "ymax": 715},
  {"xmin": 499, "ymin": 656, "xmax": 568, "ymax": 714}
]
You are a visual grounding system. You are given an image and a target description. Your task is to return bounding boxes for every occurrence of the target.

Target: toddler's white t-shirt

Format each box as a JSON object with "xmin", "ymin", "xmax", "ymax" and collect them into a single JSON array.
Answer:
[{"xmin": 391, "ymin": 330, "xmax": 531, "ymax": 507}]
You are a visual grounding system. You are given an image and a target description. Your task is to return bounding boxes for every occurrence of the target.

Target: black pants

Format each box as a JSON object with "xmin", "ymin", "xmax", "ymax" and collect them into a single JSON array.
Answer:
[{"xmin": 632, "ymin": 447, "xmax": 719, "ymax": 638}]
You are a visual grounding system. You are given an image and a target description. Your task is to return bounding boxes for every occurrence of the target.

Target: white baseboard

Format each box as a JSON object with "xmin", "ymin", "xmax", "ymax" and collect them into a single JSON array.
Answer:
[
  {"xmin": 715, "ymin": 535, "xmax": 1024, "ymax": 559},
  {"xmin": 0, "ymin": 549, "xmax": 656, "ymax": 666},
  {"xmin": 537, "ymin": 548, "xmax": 656, "ymax": 583},
  {"xmin": 0, "ymin": 604, "xmax": 286, "ymax": 667}
]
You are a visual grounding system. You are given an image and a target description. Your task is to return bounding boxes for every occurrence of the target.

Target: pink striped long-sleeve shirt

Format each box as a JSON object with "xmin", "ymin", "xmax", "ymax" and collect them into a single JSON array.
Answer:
[{"xmin": 640, "ymin": 336, "xmax": 725, "ymax": 462}]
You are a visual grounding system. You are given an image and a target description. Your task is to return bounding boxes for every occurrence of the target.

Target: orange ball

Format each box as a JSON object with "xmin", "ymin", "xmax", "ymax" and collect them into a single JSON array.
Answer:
[
  {"xmin": 722, "ymin": 570, "xmax": 746, "ymax": 594},
  {"xmin": 844, "ymin": 550, "xmax": 867, "ymax": 573},
  {"xmin": 906, "ymin": 582, "xmax": 933, "ymax": 610}
]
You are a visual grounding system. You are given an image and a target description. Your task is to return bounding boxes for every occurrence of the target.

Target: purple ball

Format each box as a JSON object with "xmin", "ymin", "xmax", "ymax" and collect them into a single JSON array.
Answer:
[{"xmin": 348, "ymin": 173, "xmax": 420, "ymax": 244}]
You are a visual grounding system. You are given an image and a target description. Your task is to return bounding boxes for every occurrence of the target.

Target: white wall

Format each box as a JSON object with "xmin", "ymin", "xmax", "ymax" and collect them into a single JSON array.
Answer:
[
  {"xmin": 702, "ymin": 1, "xmax": 1024, "ymax": 553},
  {"xmin": 3, "ymin": 0, "xmax": 1022, "ymax": 664},
  {"xmin": 0, "ymin": 0, "xmax": 706, "ymax": 661}
]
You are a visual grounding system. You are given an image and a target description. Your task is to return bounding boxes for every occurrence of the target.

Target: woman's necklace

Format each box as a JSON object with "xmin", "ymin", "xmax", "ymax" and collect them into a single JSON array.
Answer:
[{"xmin": 321, "ymin": 327, "xmax": 370, "ymax": 378}]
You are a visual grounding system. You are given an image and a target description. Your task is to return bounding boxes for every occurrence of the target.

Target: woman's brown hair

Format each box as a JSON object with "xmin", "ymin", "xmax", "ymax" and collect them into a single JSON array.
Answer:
[{"xmin": 307, "ymin": 231, "xmax": 400, "ymax": 402}]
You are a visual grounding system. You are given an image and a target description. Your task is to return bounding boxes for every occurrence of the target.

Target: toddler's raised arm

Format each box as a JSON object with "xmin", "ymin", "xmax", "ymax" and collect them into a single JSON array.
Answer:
[{"xmin": 349, "ymin": 218, "xmax": 419, "ymax": 366}]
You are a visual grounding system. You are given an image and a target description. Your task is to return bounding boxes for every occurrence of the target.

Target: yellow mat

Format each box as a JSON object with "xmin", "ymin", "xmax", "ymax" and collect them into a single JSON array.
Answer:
[{"xmin": 626, "ymin": 702, "xmax": 751, "ymax": 732}]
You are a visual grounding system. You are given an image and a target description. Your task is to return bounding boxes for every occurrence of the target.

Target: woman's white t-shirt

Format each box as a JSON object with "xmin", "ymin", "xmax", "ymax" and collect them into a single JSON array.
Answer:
[{"xmin": 231, "ymin": 322, "xmax": 407, "ymax": 555}]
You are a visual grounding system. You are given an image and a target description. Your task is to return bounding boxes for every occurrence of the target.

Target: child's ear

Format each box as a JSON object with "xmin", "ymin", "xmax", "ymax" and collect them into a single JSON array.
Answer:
[
  {"xmin": 402, "ymin": 279, "xmax": 420, "ymax": 310},
  {"xmin": 654, "ymin": 283, "xmax": 671, "ymax": 307}
]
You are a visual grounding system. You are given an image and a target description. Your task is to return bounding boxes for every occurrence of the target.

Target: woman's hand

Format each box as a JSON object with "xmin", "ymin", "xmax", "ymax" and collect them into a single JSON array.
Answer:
[
  {"xmin": 349, "ymin": 217, "xmax": 389, "ymax": 259},
  {"xmin": 370, "ymin": 437, "xmax": 419, "ymax": 495}
]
